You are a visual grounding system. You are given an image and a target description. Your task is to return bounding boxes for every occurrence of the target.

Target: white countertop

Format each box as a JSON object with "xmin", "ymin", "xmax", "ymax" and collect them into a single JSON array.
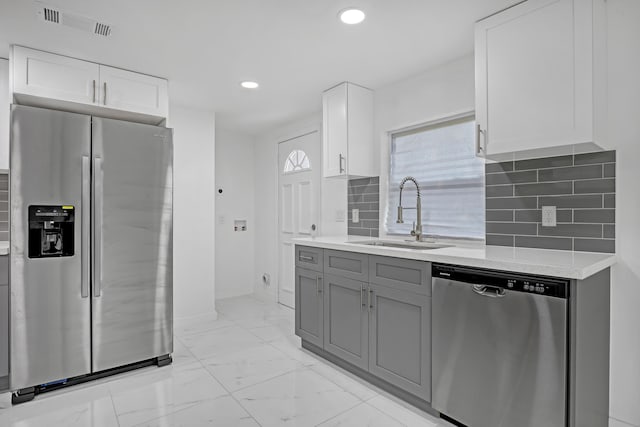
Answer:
[
  {"xmin": 293, "ymin": 236, "xmax": 616, "ymax": 280},
  {"xmin": 0, "ymin": 242, "xmax": 8, "ymax": 256}
]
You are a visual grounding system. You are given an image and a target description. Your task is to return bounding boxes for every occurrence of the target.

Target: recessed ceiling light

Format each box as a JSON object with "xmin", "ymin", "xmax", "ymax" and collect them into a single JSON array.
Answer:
[
  {"xmin": 339, "ymin": 8, "xmax": 365, "ymax": 25},
  {"xmin": 240, "ymin": 81, "xmax": 259, "ymax": 89}
]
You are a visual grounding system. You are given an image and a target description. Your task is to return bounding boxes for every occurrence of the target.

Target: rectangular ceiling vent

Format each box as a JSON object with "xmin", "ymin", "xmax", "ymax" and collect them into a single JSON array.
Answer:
[
  {"xmin": 36, "ymin": 3, "xmax": 113, "ymax": 37},
  {"xmin": 42, "ymin": 7, "xmax": 59, "ymax": 23}
]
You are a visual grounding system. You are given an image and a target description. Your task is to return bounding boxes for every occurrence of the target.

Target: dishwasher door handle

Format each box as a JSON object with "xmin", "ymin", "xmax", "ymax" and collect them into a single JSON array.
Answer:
[{"xmin": 472, "ymin": 284, "xmax": 506, "ymax": 298}]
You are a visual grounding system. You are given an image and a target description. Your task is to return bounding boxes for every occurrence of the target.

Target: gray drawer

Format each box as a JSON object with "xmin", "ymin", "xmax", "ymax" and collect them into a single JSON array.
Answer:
[
  {"xmin": 369, "ymin": 256, "xmax": 431, "ymax": 295},
  {"xmin": 295, "ymin": 246, "xmax": 323, "ymax": 273},
  {"xmin": 0, "ymin": 256, "xmax": 7, "ymax": 286},
  {"xmin": 324, "ymin": 250, "xmax": 369, "ymax": 282}
]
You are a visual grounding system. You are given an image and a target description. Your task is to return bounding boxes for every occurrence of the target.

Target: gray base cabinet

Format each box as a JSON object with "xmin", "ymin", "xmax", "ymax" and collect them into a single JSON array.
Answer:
[
  {"xmin": 295, "ymin": 267, "xmax": 324, "ymax": 348},
  {"xmin": 1, "ymin": 256, "xmax": 8, "ymax": 380},
  {"xmin": 323, "ymin": 274, "xmax": 369, "ymax": 370},
  {"xmin": 295, "ymin": 246, "xmax": 432, "ymax": 404},
  {"xmin": 369, "ymin": 283, "xmax": 431, "ymax": 401}
]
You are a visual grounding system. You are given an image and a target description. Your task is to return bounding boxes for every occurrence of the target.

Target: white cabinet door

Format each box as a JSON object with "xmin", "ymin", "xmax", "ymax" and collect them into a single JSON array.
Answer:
[
  {"xmin": 0, "ymin": 59, "xmax": 9, "ymax": 170},
  {"xmin": 12, "ymin": 46, "xmax": 99, "ymax": 105},
  {"xmin": 322, "ymin": 82, "xmax": 375, "ymax": 178},
  {"xmin": 99, "ymin": 65, "xmax": 168, "ymax": 118},
  {"xmin": 323, "ymin": 83, "xmax": 348, "ymax": 177},
  {"xmin": 475, "ymin": 0, "xmax": 605, "ymax": 157}
]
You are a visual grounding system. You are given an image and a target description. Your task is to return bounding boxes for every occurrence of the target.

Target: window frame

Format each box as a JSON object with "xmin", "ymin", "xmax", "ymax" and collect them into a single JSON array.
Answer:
[{"xmin": 383, "ymin": 111, "xmax": 485, "ymax": 241}]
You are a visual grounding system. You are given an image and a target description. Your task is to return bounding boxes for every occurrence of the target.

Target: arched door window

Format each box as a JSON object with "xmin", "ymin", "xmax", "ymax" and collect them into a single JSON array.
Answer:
[{"xmin": 283, "ymin": 149, "xmax": 311, "ymax": 173}]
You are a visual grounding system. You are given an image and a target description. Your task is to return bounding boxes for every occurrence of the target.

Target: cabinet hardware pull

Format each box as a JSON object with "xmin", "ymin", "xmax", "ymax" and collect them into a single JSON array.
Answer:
[
  {"xmin": 81, "ymin": 156, "xmax": 90, "ymax": 298},
  {"xmin": 103, "ymin": 82, "xmax": 107, "ymax": 105},
  {"xmin": 339, "ymin": 154, "xmax": 345, "ymax": 174},
  {"xmin": 361, "ymin": 285, "xmax": 365, "ymax": 309},
  {"xmin": 92, "ymin": 80, "xmax": 96, "ymax": 103},
  {"xmin": 476, "ymin": 124, "xmax": 485, "ymax": 154},
  {"xmin": 299, "ymin": 255, "xmax": 314, "ymax": 262},
  {"xmin": 316, "ymin": 276, "xmax": 323, "ymax": 294},
  {"xmin": 368, "ymin": 289, "xmax": 373, "ymax": 311}
]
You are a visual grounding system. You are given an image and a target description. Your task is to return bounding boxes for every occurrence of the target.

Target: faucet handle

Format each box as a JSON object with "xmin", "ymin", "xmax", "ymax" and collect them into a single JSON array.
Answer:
[{"xmin": 410, "ymin": 221, "xmax": 416, "ymax": 236}]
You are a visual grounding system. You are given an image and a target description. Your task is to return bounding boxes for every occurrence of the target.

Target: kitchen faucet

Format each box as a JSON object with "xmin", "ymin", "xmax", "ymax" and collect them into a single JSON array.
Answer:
[{"xmin": 396, "ymin": 176, "xmax": 422, "ymax": 241}]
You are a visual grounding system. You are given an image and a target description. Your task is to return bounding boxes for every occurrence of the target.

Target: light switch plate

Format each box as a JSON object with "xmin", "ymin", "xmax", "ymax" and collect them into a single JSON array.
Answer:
[
  {"xmin": 352, "ymin": 209, "xmax": 359, "ymax": 223},
  {"xmin": 542, "ymin": 206, "xmax": 557, "ymax": 227}
]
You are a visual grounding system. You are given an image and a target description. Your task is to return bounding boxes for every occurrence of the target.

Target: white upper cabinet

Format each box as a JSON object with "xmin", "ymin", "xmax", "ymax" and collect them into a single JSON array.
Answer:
[
  {"xmin": 99, "ymin": 65, "xmax": 168, "ymax": 117},
  {"xmin": 475, "ymin": 0, "xmax": 606, "ymax": 158},
  {"xmin": 11, "ymin": 46, "xmax": 168, "ymax": 123},
  {"xmin": 0, "ymin": 59, "xmax": 9, "ymax": 170},
  {"xmin": 322, "ymin": 82, "xmax": 375, "ymax": 178},
  {"xmin": 12, "ymin": 46, "xmax": 99, "ymax": 105}
]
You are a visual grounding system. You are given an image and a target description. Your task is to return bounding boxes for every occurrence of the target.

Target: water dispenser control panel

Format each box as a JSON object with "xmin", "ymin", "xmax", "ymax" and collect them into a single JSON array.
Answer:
[{"xmin": 28, "ymin": 205, "xmax": 75, "ymax": 258}]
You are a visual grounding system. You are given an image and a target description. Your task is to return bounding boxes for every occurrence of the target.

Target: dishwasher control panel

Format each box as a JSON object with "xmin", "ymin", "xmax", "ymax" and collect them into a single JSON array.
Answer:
[{"xmin": 432, "ymin": 264, "xmax": 569, "ymax": 299}]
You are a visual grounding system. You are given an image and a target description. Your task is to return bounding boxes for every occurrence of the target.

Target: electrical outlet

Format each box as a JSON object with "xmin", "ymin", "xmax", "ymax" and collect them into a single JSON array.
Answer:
[
  {"xmin": 352, "ymin": 209, "xmax": 359, "ymax": 223},
  {"xmin": 542, "ymin": 206, "xmax": 557, "ymax": 227}
]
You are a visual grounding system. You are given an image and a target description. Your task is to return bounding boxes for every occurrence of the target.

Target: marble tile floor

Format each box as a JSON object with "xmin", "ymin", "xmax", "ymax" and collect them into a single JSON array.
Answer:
[{"xmin": 0, "ymin": 294, "xmax": 631, "ymax": 426}]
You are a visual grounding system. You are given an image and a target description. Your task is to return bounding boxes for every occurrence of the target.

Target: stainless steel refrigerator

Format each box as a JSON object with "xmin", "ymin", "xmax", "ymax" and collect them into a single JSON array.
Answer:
[{"xmin": 9, "ymin": 105, "xmax": 173, "ymax": 402}]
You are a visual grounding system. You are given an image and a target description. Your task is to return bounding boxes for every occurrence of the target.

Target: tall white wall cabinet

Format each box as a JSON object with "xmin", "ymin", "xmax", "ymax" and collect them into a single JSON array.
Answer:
[
  {"xmin": 11, "ymin": 46, "xmax": 168, "ymax": 124},
  {"xmin": 322, "ymin": 82, "xmax": 376, "ymax": 178},
  {"xmin": 0, "ymin": 59, "xmax": 9, "ymax": 170},
  {"xmin": 475, "ymin": 0, "xmax": 606, "ymax": 158}
]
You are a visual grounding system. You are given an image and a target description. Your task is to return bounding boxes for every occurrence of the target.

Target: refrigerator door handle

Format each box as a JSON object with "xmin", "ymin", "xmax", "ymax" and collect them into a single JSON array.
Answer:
[
  {"xmin": 93, "ymin": 157, "xmax": 103, "ymax": 297},
  {"xmin": 81, "ymin": 156, "xmax": 90, "ymax": 298}
]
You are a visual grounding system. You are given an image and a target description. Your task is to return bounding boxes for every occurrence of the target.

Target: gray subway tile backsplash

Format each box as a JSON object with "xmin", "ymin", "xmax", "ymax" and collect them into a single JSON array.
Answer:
[
  {"xmin": 573, "ymin": 178, "xmax": 616, "ymax": 194},
  {"xmin": 486, "ymin": 151, "xmax": 615, "ymax": 253},
  {"xmin": 574, "ymin": 238, "xmax": 615, "ymax": 253},
  {"xmin": 514, "ymin": 236, "xmax": 573, "ymax": 251},
  {"xmin": 486, "ymin": 170, "xmax": 537, "ymax": 185},
  {"xmin": 486, "ymin": 197, "xmax": 538, "ymax": 210},
  {"xmin": 0, "ymin": 172, "xmax": 7, "ymax": 241},
  {"xmin": 514, "ymin": 155, "xmax": 573, "ymax": 171},
  {"xmin": 603, "ymin": 225, "xmax": 616, "ymax": 239},
  {"xmin": 538, "ymin": 164, "xmax": 603, "ymax": 182},
  {"xmin": 574, "ymin": 151, "xmax": 616, "ymax": 165},
  {"xmin": 348, "ymin": 176, "xmax": 379, "ymax": 238},
  {"xmin": 514, "ymin": 181, "xmax": 573, "ymax": 196},
  {"xmin": 486, "ymin": 234, "xmax": 515, "ymax": 247}
]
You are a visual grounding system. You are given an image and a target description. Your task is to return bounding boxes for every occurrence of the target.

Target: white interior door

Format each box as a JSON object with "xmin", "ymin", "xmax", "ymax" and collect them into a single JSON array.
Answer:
[{"xmin": 278, "ymin": 131, "xmax": 320, "ymax": 308}]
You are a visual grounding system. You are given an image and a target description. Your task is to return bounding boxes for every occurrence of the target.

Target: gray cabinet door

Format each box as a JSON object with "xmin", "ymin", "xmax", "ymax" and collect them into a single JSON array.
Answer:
[
  {"xmin": 295, "ymin": 246, "xmax": 323, "ymax": 273},
  {"xmin": 369, "ymin": 256, "xmax": 431, "ymax": 295},
  {"xmin": 295, "ymin": 267, "xmax": 323, "ymax": 348},
  {"xmin": 324, "ymin": 249, "xmax": 369, "ymax": 282},
  {"xmin": 368, "ymin": 283, "xmax": 431, "ymax": 401},
  {"xmin": 0, "ymin": 282, "xmax": 7, "ymax": 378},
  {"xmin": 323, "ymin": 274, "xmax": 368, "ymax": 370}
]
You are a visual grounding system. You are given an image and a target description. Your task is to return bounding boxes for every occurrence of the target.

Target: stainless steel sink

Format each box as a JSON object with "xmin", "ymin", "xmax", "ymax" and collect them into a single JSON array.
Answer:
[{"xmin": 347, "ymin": 240, "xmax": 451, "ymax": 250}]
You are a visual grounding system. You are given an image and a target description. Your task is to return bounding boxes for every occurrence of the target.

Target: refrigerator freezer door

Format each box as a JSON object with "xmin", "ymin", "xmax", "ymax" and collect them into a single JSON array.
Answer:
[
  {"xmin": 10, "ymin": 105, "xmax": 91, "ymax": 389},
  {"xmin": 91, "ymin": 117, "xmax": 173, "ymax": 372}
]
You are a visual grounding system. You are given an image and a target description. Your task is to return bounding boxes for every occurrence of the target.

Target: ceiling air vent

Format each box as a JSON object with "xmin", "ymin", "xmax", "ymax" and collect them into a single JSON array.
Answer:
[
  {"xmin": 36, "ymin": 3, "xmax": 113, "ymax": 38},
  {"xmin": 42, "ymin": 7, "xmax": 60, "ymax": 23},
  {"xmin": 94, "ymin": 22, "xmax": 111, "ymax": 37}
]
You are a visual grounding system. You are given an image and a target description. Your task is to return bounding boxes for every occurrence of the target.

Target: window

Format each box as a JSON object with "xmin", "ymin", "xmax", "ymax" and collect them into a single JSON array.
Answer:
[
  {"xmin": 283, "ymin": 149, "xmax": 311, "ymax": 173},
  {"xmin": 386, "ymin": 115, "xmax": 485, "ymax": 240}
]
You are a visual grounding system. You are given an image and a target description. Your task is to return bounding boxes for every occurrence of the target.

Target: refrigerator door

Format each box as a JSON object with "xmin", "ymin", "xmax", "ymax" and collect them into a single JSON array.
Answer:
[
  {"xmin": 10, "ymin": 105, "xmax": 91, "ymax": 389},
  {"xmin": 91, "ymin": 117, "xmax": 173, "ymax": 372}
]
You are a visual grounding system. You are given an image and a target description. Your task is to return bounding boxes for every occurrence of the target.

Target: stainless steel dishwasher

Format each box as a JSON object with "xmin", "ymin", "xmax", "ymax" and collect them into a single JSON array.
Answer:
[{"xmin": 431, "ymin": 264, "xmax": 569, "ymax": 427}]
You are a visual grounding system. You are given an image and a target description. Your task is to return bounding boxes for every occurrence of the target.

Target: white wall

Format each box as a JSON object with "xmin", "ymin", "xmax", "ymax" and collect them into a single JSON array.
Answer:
[
  {"xmin": 606, "ymin": 1, "xmax": 640, "ymax": 425},
  {"xmin": 215, "ymin": 129, "xmax": 256, "ymax": 299},
  {"xmin": 374, "ymin": 55, "xmax": 476, "ymax": 237},
  {"xmin": 168, "ymin": 105, "xmax": 216, "ymax": 319}
]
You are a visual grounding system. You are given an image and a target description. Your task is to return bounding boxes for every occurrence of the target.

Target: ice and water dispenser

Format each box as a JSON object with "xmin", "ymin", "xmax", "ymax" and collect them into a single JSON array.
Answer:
[{"xmin": 28, "ymin": 205, "xmax": 75, "ymax": 258}]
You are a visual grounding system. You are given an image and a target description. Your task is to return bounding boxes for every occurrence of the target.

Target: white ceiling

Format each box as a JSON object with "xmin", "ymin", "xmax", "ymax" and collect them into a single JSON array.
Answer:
[{"xmin": 0, "ymin": 0, "xmax": 519, "ymax": 135}]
